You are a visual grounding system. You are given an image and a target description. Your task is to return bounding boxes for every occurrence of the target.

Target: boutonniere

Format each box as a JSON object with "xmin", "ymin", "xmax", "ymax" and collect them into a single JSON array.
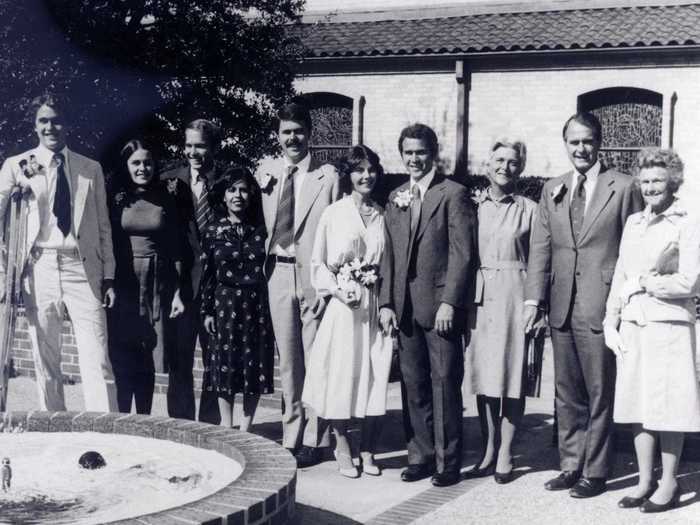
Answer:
[
  {"xmin": 114, "ymin": 190, "xmax": 128, "ymax": 208},
  {"xmin": 550, "ymin": 183, "xmax": 567, "ymax": 203},
  {"xmin": 258, "ymin": 173, "xmax": 276, "ymax": 194},
  {"xmin": 393, "ymin": 189, "xmax": 412, "ymax": 210},
  {"xmin": 167, "ymin": 179, "xmax": 179, "ymax": 196},
  {"xmin": 19, "ymin": 154, "xmax": 45, "ymax": 179}
]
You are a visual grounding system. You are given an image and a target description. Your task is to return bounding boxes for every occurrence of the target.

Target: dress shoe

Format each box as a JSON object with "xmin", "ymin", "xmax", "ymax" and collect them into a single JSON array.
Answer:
[
  {"xmin": 494, "ymin": 469, "xmax": 514, "ymax": 485},
  {"xmin": 359, "ymin": 453, "xmax": 381, "ymax": 476},
  {"xmin": 640, "ymin": 485, "xmax": 681, "ymax": 513},
  {"xmin": 618, "ymin": 481, "xmax": 659, "ymax": 509},
  {"xmin": 569, "ymin": 477, "xmax": 607, "ymax": 498},
  {"xmin": 431, "ymin": 470, "xmax": 461, "ymax": 487},
  {"xmin": 294, "ymin": 446, "xmax": 323, "ymax": 469},
  {"xmin": 544, "ymin": 470, "xmax": 581, "ymax": 491},
  {"xmin": 401, "ymin": 464, "xmax": 435, "ymax": 482},
  {"xmin": 333, "ymin": 450, "xmax": 359, "ymax": 478},
  {"xmin": 463, "ymin": 459, "xmax": 496, "ymax": 479}
]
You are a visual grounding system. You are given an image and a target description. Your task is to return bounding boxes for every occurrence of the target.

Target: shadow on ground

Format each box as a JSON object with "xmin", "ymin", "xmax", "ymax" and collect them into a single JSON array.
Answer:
[{"xmin": 293, "ymin": 504, "xmax": 362, "ymax": 525}]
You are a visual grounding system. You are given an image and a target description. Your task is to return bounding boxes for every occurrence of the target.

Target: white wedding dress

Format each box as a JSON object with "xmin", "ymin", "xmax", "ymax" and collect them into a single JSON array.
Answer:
[{"xmin": 302, "ymin": 196, "xmax": 393, "ymax": 419}]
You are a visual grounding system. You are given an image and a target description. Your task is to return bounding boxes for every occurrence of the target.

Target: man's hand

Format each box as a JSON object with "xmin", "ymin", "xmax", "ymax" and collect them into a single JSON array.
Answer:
[
  {"xmin": 603, "ymin": 323, "xmax": 626, "ymax": 360},
  {"xmin": 204, "ymin": 315, "xmax": 216, "ymax": 335},
  {"xmin": 434, "ymin": 302, "xmax": 455, "ymax": 336},
  {"xmin": 379, "ymin": 306, "xmax": 398, "ymax": 336},
  {"xmin": 169, "ymin": 291, "xmax": 185, "ymax": 318},
  {"xmin": 523, "ymin": 304, "xmax": 542, "ymax": 334},
  {"xmin": 102, "ymin": 279, "xmax": 116, "ymax": 309}
]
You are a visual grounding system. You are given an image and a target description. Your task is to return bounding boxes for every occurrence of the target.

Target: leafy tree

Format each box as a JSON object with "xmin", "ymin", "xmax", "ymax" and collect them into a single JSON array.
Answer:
[{"xmin": 0, "ymin": 0, "xmax": 305, "ymax": 173}]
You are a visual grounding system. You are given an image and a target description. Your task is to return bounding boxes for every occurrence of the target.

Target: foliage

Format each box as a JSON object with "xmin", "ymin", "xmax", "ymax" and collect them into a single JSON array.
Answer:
[{"xmin": 0, "ymin": 0, "xmax": 305, "ymax": 174}]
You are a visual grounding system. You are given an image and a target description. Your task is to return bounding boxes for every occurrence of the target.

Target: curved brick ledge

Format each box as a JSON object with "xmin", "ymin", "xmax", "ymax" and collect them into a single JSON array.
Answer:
[{"xmin": 0, "ymin": 411, "xmax": 296, "ymax": 525}]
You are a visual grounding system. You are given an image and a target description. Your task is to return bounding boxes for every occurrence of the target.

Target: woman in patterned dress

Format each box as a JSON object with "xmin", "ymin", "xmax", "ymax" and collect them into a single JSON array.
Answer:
[
  {"xmin": 463, "ymin": 138, "xmax": 545, "ymax": 484},
  {"xmin": 200, "ymin": 167, "xmax": 274, "ymax": 430}
]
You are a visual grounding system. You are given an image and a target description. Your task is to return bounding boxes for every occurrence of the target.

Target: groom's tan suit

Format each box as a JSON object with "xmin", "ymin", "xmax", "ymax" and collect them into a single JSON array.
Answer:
[{"xmin": 256, "ymin": 154, "xmax": 340, "ymax": 449}]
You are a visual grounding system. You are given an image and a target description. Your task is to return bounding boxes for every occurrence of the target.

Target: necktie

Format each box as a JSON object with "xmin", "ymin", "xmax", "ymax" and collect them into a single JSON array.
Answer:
[
  {"xmin": 53, "ymin": 152, "xmax": 71, "ymax": 237},
  {"xmin": 195, "ymin": 175, "xmax": 211, "ymax": 236},
  {"xmin": 269, "ymin": 165, "xmax": 297, "ymax": 250},
  {"xmin": 410, "ymin": 184, "xmax": 422, "ymax": 238},
  {"xmin": 570, "ymin": 173, "xmax": 587, "ymax": 243}
]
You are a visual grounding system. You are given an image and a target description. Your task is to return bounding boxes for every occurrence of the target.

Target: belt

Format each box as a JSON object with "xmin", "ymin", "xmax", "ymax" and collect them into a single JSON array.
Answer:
[
  {"xmin": 32, "ymin": 246, "xmax": 79, "ymax": 257},
  {"xmin": 270, "ymin": 254, "xmax": 296, "ymax": 264}
]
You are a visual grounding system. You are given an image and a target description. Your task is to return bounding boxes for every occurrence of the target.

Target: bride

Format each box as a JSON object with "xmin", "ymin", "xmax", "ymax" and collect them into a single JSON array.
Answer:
[{"xmin": 302, "ymin": 145, "xmax": 393, "ymax": 478}]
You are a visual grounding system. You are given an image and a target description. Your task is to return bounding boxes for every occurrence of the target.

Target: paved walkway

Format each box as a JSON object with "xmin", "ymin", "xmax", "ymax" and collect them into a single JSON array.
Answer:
[{"xmin": 7, "ymin": 340, "xmax": 700, "ymax": 524}]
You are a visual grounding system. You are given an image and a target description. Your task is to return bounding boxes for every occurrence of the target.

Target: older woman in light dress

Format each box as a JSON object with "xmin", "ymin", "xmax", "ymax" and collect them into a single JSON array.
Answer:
[
  {"xmin": 463, "ymin": 139, "xmax": 545, "ymax": 484},
  {"xmin": 604, "ymin": 148, "xmax": 700, "ymax": 513},
  {"xmin": 302, "ymin": 145, "xmax": 393, "ymax": 478}
]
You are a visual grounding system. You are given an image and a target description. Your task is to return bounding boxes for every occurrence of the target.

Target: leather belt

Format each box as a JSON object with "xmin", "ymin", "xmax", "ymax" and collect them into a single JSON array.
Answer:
[{"xmin": 271, "ymin": 254, "xmax": 296, "ymax": 264}]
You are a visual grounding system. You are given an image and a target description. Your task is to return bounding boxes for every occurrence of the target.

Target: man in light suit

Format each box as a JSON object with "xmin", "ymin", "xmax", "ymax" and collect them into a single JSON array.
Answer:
[
  {"xmin": 524, "ymin": 112, "xmax": 642, "ymax": 498},
  {"xmin": 255, "ymin": 102, "xmax": 340, "ymax": 467},
  {"xmin": 161, "ymin": 119, "xmax": 223, "ymax": 423},
  {"xmin": 0, "ymin": 93, "xmax": 117, "ymax": 412},
  {"xmin": 379, "ymin": 123, "xmax": 477, "ymax": 487}
]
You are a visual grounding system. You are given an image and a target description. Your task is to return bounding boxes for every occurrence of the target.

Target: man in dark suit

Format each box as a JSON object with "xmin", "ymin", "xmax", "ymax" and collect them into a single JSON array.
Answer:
[
  {"xmin": 161, "ymin": 118, "xmax": 223, "ymax": 422},
  {"xmin": 524, "ymin": 112, "xmax": 642, "ymax": 498},
  {"xmin": 379, "ymin": 123, "xmax": 476, "ymax": 487}
]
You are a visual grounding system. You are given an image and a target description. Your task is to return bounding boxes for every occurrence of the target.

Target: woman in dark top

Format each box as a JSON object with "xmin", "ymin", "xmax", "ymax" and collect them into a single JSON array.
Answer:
[
  {"xmin": 108, "ymin": 139, "xmax": 185, "ymax": 414},
  {"xmin": 200, "ymin": 166, "xmax": 274, "ymax": 430}
]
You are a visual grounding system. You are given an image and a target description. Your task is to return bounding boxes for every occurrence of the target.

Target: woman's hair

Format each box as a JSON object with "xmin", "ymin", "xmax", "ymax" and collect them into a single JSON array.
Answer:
[
  {"xmin": 209, "ymin": 165, "xmax": 263, "ymax": 225},
  {"xmin": 635, "ymin": 147, "xmax": 684, "ymax": 191},
  {"xmin": 118, "ymin": 139, "xmax": 157, "ymax": 189},
  {"xmin": 335, "ymin": 144, "xmax": 384, "ymax": 196},
  {"xmin": 489, "ymin": 137, "xmax": 527, "ymax": 176}
]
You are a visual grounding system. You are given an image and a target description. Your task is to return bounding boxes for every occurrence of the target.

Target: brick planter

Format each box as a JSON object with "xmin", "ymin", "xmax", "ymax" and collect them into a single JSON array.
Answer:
[{"xmin": 1, "ymin": 411, "xmax": 296, "ymax": 525}]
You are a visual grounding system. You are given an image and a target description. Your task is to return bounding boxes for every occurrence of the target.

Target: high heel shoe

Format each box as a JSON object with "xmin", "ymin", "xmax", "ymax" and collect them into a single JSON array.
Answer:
[
  {"xmin": 359, "ymin": 453, "xmax": 382, "ymax": 476},
  {"xmin": 333, "ymin": 450, "xmax": 360, "ymax": 479},
  {"xmin": 463, "ymin": 458, "xmax": 496, "ymax": 479},
  {"xmin": 640, "ymin": 485, "xmax": 681, "ymax": 513},
  {"xmin": 494, "ymin": 468, "xmax": 514, "ymax": 484},
  {"xmin": 617, "ymin": 480, "xmax": 658, "ymax": 509}
]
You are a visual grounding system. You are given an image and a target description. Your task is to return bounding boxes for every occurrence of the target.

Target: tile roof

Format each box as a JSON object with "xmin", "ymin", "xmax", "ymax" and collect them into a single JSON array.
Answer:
[{"xmin": 294, "ymin": 4, "xmax": 700, "ymax": 57}]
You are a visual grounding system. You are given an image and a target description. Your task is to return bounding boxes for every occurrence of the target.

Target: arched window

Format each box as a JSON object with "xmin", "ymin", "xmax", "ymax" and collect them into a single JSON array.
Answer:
[
  {"xmin": 578, "ymin": 87, "xmax": 662, "ymax": 174},
  {"xmin": 300, "ymin": 92, "xmax": 354, "ymax": 164}
]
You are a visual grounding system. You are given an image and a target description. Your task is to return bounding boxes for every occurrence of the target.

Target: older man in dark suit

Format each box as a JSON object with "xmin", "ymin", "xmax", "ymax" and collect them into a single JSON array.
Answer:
[
  {"xmin": 379, "ymin": 123, "xmax": 477, "ymax": 487},
  {"xmin": 524, "ymin": 112, "xmax": 642, "ymax": 498},
  {"xmin": 161, "ymin": 118, "xmax": 223, "ymax": 422}
]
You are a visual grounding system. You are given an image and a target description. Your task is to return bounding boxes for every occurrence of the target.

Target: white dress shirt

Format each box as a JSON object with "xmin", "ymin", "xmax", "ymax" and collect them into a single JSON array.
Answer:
[
  {"xmin": 570, "ymin": 161, "xmax": 601, "ymax": 214},
  {"xmin": 189, "ymin": 168, "xmax": 205, "ymax": 201},
  {"xmin": 270, "ymin": 153, "xmax": 312, "ymax": 257},
  {"xmin": 409, "ymin": 166, "xmax": 436, "ymax": 202},
  {"xmin": 34, "ymin": 144, "xmax": 77, "ymax": 250}
]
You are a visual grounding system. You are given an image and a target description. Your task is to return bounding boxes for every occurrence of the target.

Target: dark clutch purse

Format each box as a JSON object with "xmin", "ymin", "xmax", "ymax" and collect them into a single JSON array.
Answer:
[
  {"xmin": 388, "ymin": 335, "xmax": 402, "ymax": 383},
  {"xmin": 654, "ymin": 241, "xmax": 679, "ymax": 275}
]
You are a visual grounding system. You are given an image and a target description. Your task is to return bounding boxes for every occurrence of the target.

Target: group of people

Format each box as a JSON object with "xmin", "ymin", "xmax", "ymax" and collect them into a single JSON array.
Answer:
[{"xmin": 2, "ymin": 94, "xmax": 699, "ymax": 514}]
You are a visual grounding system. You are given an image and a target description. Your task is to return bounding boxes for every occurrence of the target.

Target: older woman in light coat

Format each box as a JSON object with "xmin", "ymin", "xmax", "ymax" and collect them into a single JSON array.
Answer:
[{"xmin": 603, "ymin": 148, "xmax": 700, "ymax": 513}]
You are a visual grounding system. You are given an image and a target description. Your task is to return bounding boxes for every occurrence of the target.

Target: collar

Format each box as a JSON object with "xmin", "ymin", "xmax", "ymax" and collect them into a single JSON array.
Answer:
[
  {"xmin": 35, "ymin": 144, "xmax": 69, "ymax": 168},
  {"xmin": 284, "ymin": 153, "xmax": 312, "ymax": 176},
  {"xmin": 190, "ymin": 164, "xmax": 217, "ymax": 185},
  {"xmin": 636, "ymin": 196, "xmax": 686, "ymax": 225},
  {"xmin": 481, "ymin": 187, "xmax": 517, "ymax": 205},
  {"xmin": 574, "ymin": 160, "xmax": 601, "ymax": 181},
  {"xmin": 409, "ymin": 167, "xmax": 436, "ymax": 200}
]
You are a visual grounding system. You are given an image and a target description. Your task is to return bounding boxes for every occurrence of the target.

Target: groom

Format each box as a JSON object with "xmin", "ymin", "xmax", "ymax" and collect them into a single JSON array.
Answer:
[{"xmin": 379, "ymin": 123, "xmax": 476, "ymax": 487}]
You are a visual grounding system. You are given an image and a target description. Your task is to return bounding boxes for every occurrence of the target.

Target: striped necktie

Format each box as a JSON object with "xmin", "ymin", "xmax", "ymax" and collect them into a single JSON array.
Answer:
[
  {"xmin": 410, "ymin": 184, "xmax": 422, "ymax": 237},
  {"xmin": 195, "ymin": 175, "xmax": 211, "ymax": 235},
  {"xmin": 269, "ymin": 165, "xmax": 297, "ymax": 250},
  {"xmin": 570, "ymin": 173, "xmax": 587, "ymax": 243}
]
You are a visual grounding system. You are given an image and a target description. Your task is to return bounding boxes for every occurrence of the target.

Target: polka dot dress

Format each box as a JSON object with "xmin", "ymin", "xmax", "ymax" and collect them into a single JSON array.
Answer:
[{"xmin": 200, "ymin": 218, "xmax": 275, "ymax": 399}]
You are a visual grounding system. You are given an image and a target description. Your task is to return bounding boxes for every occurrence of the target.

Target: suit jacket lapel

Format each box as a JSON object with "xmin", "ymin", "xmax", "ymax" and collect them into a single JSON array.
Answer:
[
  {"xmin": 550, "ymin": 173, "xmax": 575, "ymax": 247},
  {"xmin": 392, "ymin": 182, "xmax": 411, "ymax": 257},
  {"xmin": 414, "ymin": 174, "xmax": 446, "ymax": 243},
  {"xmin": 294, "ymin": 157, "xmax": 323, "ymax": 235},
  {"xmin": 68, "ymin": 150, "xmax": 89, "ymax": 231},
  {"xmin": 579, "ymin": 168, "xmax": 615, "ymax": 243}
]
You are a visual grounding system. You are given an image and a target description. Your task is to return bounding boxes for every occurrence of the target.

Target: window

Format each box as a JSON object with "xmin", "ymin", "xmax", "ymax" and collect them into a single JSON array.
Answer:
[
  {"xmin": 578, "ymin": 87, "xmax": 662, "ymax": 174},
  {"xmin": 300, "ymin": 92, "xmax": 354, "ymax": 164}
]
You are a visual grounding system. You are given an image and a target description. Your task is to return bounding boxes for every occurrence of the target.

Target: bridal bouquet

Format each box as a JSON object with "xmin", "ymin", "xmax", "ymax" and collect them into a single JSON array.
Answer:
[{"xmin": 337, "ymin": 257, "xmax": 378, "ymax": 288}]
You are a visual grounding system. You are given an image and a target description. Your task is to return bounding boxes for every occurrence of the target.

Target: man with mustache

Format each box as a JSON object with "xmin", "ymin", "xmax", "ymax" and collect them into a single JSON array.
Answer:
[
  {"xmin": 161, "ymin": 119, "xmax": 223, "ymax": 422},
  {"xmin": 378, "ymin": 123, "xmax": 476, "ymax": 487},
  {"xmin": 0, "ymin": 93, "xmax": 117, "ymax": 411},
  {"xmin": 524, "ymin": 112, "xmax": 642, "ymax": 498},
  {"xmin": 255, "ymin": 102, "xmax": 340, "ymax": 467}
]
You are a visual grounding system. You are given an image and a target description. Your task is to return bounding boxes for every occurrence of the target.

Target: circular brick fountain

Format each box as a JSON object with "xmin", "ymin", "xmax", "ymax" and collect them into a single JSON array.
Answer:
[{"xmin": 0, "ymin": 410, "xmax": 296, "ymax": 525}]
